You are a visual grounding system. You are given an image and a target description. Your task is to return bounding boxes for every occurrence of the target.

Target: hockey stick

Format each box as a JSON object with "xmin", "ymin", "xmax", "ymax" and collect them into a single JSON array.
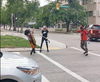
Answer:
[{"xmin": 42, "ymin": 36, "xmax": 50, "ymax": 43}]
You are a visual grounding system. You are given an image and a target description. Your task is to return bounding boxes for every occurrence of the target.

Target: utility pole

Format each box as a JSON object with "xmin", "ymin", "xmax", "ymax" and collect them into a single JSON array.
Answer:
[
  {"xmin": 17, "ymin": 12, "xmax": 19, "ymax": 32},
  {"xmin": 87, "ymin": 0, "xmax": 89, "ymax": 26},
  {"xmin": 11, "ymin": 13, "xmax": 13, "ymax": 35}
]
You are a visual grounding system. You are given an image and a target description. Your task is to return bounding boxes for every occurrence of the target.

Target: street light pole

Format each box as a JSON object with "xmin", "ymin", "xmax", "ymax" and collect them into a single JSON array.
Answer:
[
  {"xmin": 11, "ymin": 13, "xmax": 13, "ymax": 35},
  {"xmin": 87, "ymin": 0, "xmax": 89, "ymax": 26}
]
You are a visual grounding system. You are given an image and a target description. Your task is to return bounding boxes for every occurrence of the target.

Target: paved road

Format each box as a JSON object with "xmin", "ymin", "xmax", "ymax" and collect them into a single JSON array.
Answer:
[
  {"xmin": 1, "ymin": 28, "xmax": 100, "ymax": 82},
  {"xmin": 19, "ymin": 32, "xmax": 100, "ymax": 82}
]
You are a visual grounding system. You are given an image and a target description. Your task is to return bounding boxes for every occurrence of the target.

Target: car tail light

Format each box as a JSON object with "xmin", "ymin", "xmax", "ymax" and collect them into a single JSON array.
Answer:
[
  {"xmin": 17, "ymin": 66, "xmax": 39, "ymax": 75},
  {"xmin": 90, "ymin": 30, "xmax": 93, "ymax": 34}
]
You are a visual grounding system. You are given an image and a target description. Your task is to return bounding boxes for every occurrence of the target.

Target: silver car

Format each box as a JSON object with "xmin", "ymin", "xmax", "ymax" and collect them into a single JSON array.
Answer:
[{"xmin": 0, "ymin": 52, "xmax": 41, "ymax": 82}]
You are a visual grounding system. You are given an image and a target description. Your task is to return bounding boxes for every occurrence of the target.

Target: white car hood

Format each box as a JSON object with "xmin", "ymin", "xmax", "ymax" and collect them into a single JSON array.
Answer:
[{"xmin": 1, "ymin": 52, "xmax": 38, "ymax": 67}]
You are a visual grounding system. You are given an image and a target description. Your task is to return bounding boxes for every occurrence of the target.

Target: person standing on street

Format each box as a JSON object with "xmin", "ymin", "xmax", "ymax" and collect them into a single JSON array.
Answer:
[
  {"xmin": 78, "ymin": 25, "xmax": 88, "ymax": 56},
  {"xmin": 24, "ymin": 29, "xmax": 36, "ymax": 55},
  {"xmin": 40, "ymin": 25, "xmax": 49, "ymax": 52}
]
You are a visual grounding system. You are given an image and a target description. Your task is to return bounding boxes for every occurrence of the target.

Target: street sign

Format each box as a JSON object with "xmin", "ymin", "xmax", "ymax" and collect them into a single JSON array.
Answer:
[{"xmin": 60, "ymin": 5, "xmax": 69, "ymax": 8}]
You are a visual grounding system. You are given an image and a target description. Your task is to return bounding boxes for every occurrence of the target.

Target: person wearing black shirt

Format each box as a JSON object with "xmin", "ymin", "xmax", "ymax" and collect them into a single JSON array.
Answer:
[{"xmin": 40, "ymin": 26, "xmax": 49, "ymax": 52}]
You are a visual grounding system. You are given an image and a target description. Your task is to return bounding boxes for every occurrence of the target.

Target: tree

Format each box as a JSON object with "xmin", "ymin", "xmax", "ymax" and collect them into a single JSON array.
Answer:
[
  {"xmin": 19, "ymin": 0, "xmax": 39, "ymax": 33},
  {"xmin": 0, "ymin": 0, "xmax": 2, "ymax": 24},
  {"xmin": 43, "ymin": 0, "xmax": 87, "ymax": 32},
  {"xmin": 5, "ymin": 0, "xmax": 24, "ymax": 31},
  {"xmin": 5, "ymin": 0, "xmax": 39, "ymax": 32},
  {"xmin": 1, "ymin": 7, "xmax": 7, "ymax": 29},
  {"xmin": 31, "ymin": 0, "xmax": 54, "ymax": 28}
]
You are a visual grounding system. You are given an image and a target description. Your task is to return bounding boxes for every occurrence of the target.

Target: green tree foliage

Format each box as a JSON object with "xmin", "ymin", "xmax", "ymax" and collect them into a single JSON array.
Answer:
[
  {"xmin": 19, "ymin": 1, "xmax": 39, "ymax": 32},
  {"xmin": 1, "ymin": 0, "xmax": 39, "ymax": 32},
  {"xmin": 0, "ymin": 0, "xmax": 2, "ymax": 24},
  {"xmin": 52, "ymin": 0, "xmax": 86, "ymax": 32},
  {"xmin": 1, "ymin": 7, "xmax": 7, "ymax": 29},
  {"xmin": 36, "ymin": 0, "xmax": 87, "ymax": 32},
  {"xmin": 1, "ymin": 0, "xmax": 87, "ymax": 33}
]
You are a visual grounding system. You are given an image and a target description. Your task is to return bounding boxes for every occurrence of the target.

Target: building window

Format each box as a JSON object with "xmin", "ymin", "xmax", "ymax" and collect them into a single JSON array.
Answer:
[
  {"xmin": 89, "ymin": 11, "xmax": 93, "ymax": 16},
  {"xmin": 58, "ymin": 24, "xmax": 60, "ymax": 28},
  {"xmin": 86, "ymin": 11, "xmax": 93, "ymax": 17},
  {"xmin": 82, "ymin": 0, "xmax": 87, "ymax": 5},
  {"xmin": 62, "ymin": 24, "xmax": 66, "ymax": 28}
]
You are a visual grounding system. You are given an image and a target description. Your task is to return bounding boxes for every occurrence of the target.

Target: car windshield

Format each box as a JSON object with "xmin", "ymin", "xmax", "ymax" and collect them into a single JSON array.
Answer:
[{"xmin": 92, "ymin": 25, "xmax": 100, "ymax": 29}]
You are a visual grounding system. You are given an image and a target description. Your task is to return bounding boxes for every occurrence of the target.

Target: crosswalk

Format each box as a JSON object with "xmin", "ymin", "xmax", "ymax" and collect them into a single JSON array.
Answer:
[
  {"xmin": 42, "ymin": 75, "xmax": 50, "ymax": 82},
  {"xmin": 12, "ymin": 47, "xmax": 100, "ymax": 82}
]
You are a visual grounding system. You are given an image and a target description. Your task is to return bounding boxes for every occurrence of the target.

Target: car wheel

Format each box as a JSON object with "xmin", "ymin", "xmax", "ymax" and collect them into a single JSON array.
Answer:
[
  {"xmin": 95, "ymin": 38, "xmax": 98, "ymax": 41},
  {"xmin": 89, "ymin": 38, "xmax": 93, "ymax": 41},
  {"xmin": 0, "ymin": 79, "xmax": 17, "ymax": 82}
]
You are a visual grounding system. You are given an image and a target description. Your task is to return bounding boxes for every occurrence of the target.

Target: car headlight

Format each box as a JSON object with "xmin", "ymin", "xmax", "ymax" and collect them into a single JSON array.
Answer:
[{"xmin": 17, "ymin": 66, "xmax": 39, "ymax": 75}]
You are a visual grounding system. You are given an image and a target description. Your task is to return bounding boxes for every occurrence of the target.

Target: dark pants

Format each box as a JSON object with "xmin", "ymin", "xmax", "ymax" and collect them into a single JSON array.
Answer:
[
  {"xmin": 81, "ymin": 40, "xmax": 88, "ymax": 53},
  {"xmin": 30, "ymin": 44, "xmax": 36, "ymax": 54},
  {"xmin": 40, "ymin": 37, "xmax": 48, "ymax": 50}
]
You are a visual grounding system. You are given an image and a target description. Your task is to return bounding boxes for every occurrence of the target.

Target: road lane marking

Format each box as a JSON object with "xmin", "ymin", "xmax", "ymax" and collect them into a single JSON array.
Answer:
[
  {"xmin": 36, "ymin": 51, "xmax": 90, "ymax": 82},
  {"xmin": 12, "ymin": 52, "xmax": 50, "ymax": 82},
  {"xmin": 12, "ymin": 52, "xmax": 20, "ymax": 54},
  {"xmin": 42, "ymin": 75, "xmax": 50, "ymax": 82},
  {"xmin": 43, "ymin": 47, "xmax": 60, "ymax": 49},
  {"xmin": 70, "ymin": 47, "xmax": 100, "ymax": 57}
]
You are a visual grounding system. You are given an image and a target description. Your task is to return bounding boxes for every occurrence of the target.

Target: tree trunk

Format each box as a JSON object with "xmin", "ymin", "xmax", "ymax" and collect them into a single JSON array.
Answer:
[
  {"xmin": 20, "ymin": 18, "xmax": 25, "ymax": 33},
  {"xmin": 13, "ymin": 14, "xmax": 17, "ymax": 31},
  {"xmin": 65, "ymin": 18, "xmax": 70, "ymax": 32},
  {"xmin": 4, "ymin": 24, "xmax": 5, "ymax": 29},
  {"xmin": 9, "ymin": 24, "xmax": 11, "ymax": 30},
  {"xmin": 6, "ymin": 25, "xmax": 7, "ymax": 29},
  {"xmin": 66, "ymin": 23, "xmax": 70, "ymax": 32}
]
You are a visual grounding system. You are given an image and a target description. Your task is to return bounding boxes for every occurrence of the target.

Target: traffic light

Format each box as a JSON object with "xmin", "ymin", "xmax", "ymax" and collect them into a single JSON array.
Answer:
[{"xmin": 56, "ymin": 3, "xmax": 59, "ymax": 10}]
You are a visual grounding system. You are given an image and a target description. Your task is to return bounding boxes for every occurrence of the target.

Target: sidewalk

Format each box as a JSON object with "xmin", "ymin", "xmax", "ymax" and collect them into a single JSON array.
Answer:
[{"xmin": 1, "ymin": 27, "xmax": 66, "ymax": 52}]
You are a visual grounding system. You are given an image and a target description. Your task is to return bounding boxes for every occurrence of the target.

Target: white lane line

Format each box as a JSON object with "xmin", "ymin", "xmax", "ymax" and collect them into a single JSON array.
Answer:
[
  {"xmin": 42, "ymin": 75, "xmax": 50, "ymax": 82},
  {"xmin": 12, "ymin": 52, "xmax": 50, "ymax": 82},
  {"xmin": 12, "ymin": 52, "xmax": 20, "ymax": 54},
  {"xmin": 70, "ymin": 47, "xmax": 100, "ymax": 57},
  {"xmin": 36, "ymin": 51, "xmax": 90, "ymax": 82}
]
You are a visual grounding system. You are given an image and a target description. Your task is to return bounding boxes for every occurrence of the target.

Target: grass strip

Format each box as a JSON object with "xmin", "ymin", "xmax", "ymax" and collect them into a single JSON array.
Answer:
[{"xmin": 1, "ymin": 35, "xmax": 40, "ymax": 48}]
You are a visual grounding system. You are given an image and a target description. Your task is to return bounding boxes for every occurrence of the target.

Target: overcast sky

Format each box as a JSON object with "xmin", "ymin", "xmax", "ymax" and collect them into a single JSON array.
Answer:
[
  {"xmin": 2, "ymin": 0, "xmax": 56, "ymax": 7},
  {"xmin": 39, "ymin": 0, "xmax": 55, "ymax": 6}
]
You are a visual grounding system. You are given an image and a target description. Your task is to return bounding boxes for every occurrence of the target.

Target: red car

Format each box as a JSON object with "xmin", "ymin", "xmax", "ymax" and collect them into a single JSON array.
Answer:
[{"xmin": 88, "ymin": 24, "xmax": 100, "ymax": 41}]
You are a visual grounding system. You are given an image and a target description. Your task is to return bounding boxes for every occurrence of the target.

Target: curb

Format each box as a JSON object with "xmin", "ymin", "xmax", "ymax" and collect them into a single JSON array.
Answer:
[{"xmin": 1, "ymin": 48, "xmax": 40, "ymax": 52}]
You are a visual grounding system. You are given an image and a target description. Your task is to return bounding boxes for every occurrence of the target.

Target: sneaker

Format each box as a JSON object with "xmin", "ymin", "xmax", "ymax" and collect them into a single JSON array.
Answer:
[
  {"xmin": 30, "ymin": 53, "xmax": 32, "ymax": 55},
  {"xmin": 85, "ymin": 54, "xmax": 88, "ymax": 56},
  {"xmin": 47, "ymin": 50, "xmax": 49, "ymax": 52},
  {"xmin": 83, "ymin": 52, "xmax": 86, "ymax": 54},
  {"xmin": 40, "ymin": 50, "xmax": 42, "ymax": 52}
]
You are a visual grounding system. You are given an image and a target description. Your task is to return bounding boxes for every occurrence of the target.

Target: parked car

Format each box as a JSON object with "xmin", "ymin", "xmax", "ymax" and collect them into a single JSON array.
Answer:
[
  {"xmin": 88, "ymin": 24, "xmax": 100, "ymax": 41},
  {"xmin": 0, "ymin": 52, "xmax": 41, "ymax": 82}
]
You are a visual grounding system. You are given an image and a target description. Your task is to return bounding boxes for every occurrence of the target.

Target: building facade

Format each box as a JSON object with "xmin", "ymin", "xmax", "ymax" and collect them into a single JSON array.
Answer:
[
  {"xmin": 55, "ymin": 0, "xmax": 100, "ymax": 32},
  {"xmin": 78, "ymin": 0, "xmax": 100, "ymax": 25}
]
